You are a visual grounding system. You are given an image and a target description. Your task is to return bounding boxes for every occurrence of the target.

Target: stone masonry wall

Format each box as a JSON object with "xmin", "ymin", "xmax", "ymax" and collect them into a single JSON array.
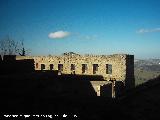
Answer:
[
  {"xmin": 16, "ymin": 53, "xmax": 132, "ymax": 81},
  {"xmin": 16, "ymin": 53, "xmax": 134, "ymax": 97}
]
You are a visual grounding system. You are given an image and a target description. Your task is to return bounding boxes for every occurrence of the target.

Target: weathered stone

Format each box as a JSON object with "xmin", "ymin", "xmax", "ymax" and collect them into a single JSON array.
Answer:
[{"xmin": 16, "ymin": 53, "xmax": 135, "ymax": 97}]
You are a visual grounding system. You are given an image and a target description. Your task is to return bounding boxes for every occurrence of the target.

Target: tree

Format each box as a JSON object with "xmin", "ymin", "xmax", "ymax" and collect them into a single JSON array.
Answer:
[
  {"xmin": 19, "ymin": 47, "xmax": 25, "ymax": 56},
  {"xmin": 0, "ymin": 36, "xmax": 18, "ymax": 55},
  {"xmin": 0, "ymin": 36, "xmax": 30, "ymax": 56},
  {"xmin": 19, "ymin": 40, "xmax": 31, "ymax": 56},
  {"xmin": 18, "ymin": 40, "xmax": 26, "ymax": 56}
]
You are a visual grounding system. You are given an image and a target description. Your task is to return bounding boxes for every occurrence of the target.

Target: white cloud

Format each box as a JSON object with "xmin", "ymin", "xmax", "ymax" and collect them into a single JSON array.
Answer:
[
  {"xmin": 48, "ymin": 31, "xmax": 70, "ymax": 39},
  {"xmin": 137, "ymin": 28, "xmax": 160, "ymax": 33}
]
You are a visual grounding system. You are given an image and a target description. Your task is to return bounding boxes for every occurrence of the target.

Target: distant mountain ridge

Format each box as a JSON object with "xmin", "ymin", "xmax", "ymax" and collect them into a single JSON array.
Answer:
[
  {"xmin": 134, "ymin": 59, "xmax": 160, "ymax": 72},
  {"xmin": 134, "ymin": 59, "xmax": 160, "ymax": 85}
]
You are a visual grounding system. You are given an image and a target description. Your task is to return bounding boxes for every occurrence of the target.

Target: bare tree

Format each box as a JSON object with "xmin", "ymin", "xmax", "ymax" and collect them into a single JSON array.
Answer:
[
  {"xmin": 0, "ymin": 36, "xmax": 19, "ymax": 55},
  {"xmin": 0, "ymin": 36, "xmax": 30, "ymax": 56},
  {"xmin": 19, "ymin": 42, "xmax": 31, "ymax": 56},
  {"xmin": 18, "ymin": 40, "xmax": 26, "ymax": 56}
]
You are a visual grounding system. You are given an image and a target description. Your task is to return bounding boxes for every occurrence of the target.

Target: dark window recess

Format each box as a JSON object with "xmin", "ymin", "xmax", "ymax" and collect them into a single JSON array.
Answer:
[
  {"xmin": 106, "ymin": 64, "xmax": 112, "ymax": 74},
  {"xmin": 50, "ymin": 64, "xmax": 53, "ymax": 70},
  {"xmin": 41, "ymin": 64, "xmax": 45, "ymax": 70},
  {"xmin": 36, "ymin": 63, "xmax": 38, "ymax": 68},
  {"xmin": 93, "ymin": 64, "xmax": 98, "ymax": 74},
  {"xmin": 71, "ymin": 64, "xmax": 75, "ymax": 71},
  {"xmin": 58, "ymin": 64, "xmax": 63, "ymax": 72},
  {"xmin": 82, "ymin": 64, "xmax": 87, "ymax": 73},
  {"xmin": 71, "ymin": 64, "xmax": 76, "ymax": 74}
]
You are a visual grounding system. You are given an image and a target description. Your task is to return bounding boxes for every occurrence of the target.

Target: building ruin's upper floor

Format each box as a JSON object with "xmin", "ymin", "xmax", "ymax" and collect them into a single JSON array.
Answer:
[{"xmin": 15, "ymin": 52, "xmax": 134, "ymax": 84}]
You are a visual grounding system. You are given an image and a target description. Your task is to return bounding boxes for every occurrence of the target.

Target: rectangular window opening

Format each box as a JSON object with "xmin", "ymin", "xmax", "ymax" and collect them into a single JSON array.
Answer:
[
  {"xmin": 71, "ymin": 64, "xmax": 75, "ymax": 70},
  {"xmin": 36, "ymin": 63, "xmax": 38, "ymax": 69},
  {"xmin": 41, "ymin": 64, "xmax": 45, "ymax": 70},
  {"xmin": 106, "ymin": 64, "xmax": 112, "ymax": 74},
  {"xmin": 93, "ymin": 64, "xmax": 98, "ymax": 74},
  {"xmin": 71, "ymin": 64, "xmax": 75, "ymax": 74},
  {"xmin": 58, "ymin": 64, "xmax": 63, "ymax": 72},
  {"xmin": 50, "ymin": 64, "xmax": 54, "ymax": 70},
  {"xmin": 82, "ymin": 64, "xmax": 87, "ymax": 74}
]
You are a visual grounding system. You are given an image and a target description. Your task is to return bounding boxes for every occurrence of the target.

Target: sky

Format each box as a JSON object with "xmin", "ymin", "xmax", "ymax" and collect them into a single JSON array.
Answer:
[{"xmin": 0, "ymin": 0, "xmax": 160, "ymax": 59}]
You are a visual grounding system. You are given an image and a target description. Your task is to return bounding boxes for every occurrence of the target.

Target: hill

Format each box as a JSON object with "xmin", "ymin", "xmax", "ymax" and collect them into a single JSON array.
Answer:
[{"xmin": 134, "ymin": 59, "xmax": 160, "ymax": 85}]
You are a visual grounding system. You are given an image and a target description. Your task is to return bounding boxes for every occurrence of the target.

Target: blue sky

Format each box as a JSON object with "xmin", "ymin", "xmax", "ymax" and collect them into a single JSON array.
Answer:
[{"xmin": 0, "ymin": 0, "xmax": 160, "ymax": 59}]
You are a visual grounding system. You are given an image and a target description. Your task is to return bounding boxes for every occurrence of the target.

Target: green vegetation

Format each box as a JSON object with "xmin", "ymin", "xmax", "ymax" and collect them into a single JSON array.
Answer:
[{"xmin": 135, "ymin": 68, "xmax": 160, "ymax": 86}]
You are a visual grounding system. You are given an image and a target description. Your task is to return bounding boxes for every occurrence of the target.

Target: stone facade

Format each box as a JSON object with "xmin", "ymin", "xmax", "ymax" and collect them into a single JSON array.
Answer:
[{"xmin": 16, "ymin": 52, "xmax": 135, "ymax": 97}]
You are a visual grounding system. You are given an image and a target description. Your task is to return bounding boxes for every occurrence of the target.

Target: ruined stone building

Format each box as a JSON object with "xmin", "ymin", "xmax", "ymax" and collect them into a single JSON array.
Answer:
[{"xmin": 15, "ymin": 52, "xmax": 135, "ymax": 97}]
